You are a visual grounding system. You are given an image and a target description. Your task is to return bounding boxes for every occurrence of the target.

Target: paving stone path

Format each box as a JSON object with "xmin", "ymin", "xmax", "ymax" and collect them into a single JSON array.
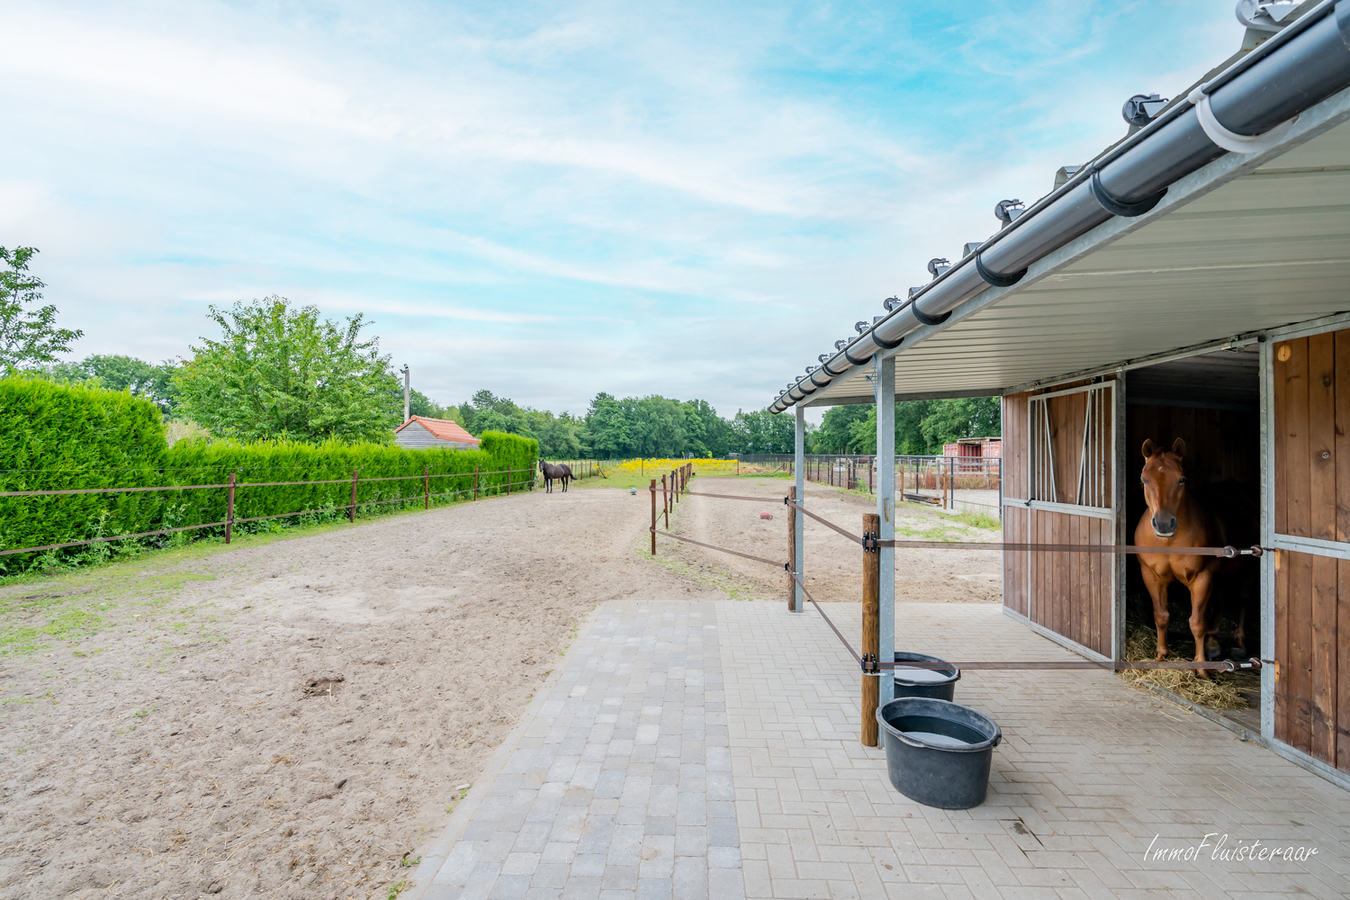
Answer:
[
  {"xmin": 415, "ymin": 600, "xmax": 1350, "ymax": 900},
  {"xmin": 417, "ymin": 602, "xmax": 743, "ymax": 900}
]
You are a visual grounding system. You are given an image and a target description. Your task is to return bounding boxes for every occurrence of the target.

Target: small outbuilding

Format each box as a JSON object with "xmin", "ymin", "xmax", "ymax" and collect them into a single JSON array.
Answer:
[{"xmin": 394, "ymin": 416, "xmax": 481, "ymax": 450}]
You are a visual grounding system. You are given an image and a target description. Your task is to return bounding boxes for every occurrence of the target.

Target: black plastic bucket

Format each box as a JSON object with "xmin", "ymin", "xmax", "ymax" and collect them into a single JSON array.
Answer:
[
  {"xmin": 876, "ymin": 697, "xmax": 1001, "ymax": 809},
  {"xmin": 892, "ymin": 651, "xmax": 960, "ymax": 701}
]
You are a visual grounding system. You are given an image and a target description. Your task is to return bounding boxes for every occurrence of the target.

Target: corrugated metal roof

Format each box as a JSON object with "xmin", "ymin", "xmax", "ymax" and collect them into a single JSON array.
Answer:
[
  {"xmin": 798, "ymin": 87, "xmax": 1350, "ymax": 407},
  {"xmin": 396, "ymin": 416, "xmax": 481, "ymax": 444}
]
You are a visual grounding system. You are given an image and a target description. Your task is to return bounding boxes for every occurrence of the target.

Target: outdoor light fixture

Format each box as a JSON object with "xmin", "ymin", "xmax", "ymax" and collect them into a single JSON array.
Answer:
[
  {"xmin": 927, "ymin": 258, "xmax": 952, "ymax": 279},
  {"xmin": 882, "ymin": 296, "xmax": 904, "ymax": 312},
  {"xmin": 994, "ymin": 199, "xmax": 1026, "ymax": 225},
  {"xmin": 854, "ymin": 321, "xmax": 869, "ymax": 334},
  {"xmin": 1122, "ymin": 93, "xmax": 1169, "ymax": 127}
]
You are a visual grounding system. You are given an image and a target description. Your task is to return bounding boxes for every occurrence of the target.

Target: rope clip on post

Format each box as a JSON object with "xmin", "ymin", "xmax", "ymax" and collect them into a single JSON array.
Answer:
[
  {"xmin": 862, "ymin": 531, "xmax": 879, "ymax": 553},
  {"xmin": 860, "ymin": 653, "xmax": 881, "ymax": 675}
]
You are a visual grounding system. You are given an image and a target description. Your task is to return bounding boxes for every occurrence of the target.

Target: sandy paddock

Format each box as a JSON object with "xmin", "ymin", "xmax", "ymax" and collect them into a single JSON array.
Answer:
[
  {"xmin": 661, "ymin": 476, "xmax": 1002, "ymax": 605},
  {"xmin": 0, "ymin": 476, "xmax": 997, "ymax": 899}
]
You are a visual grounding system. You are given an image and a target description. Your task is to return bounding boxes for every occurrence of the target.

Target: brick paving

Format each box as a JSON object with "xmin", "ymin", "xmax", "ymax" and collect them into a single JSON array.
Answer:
[{"xmin": 415, "ymin": 600, "xmax": 1350, "ymax": 900}]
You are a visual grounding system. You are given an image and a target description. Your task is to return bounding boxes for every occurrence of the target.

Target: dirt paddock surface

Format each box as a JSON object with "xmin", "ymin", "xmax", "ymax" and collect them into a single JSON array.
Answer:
[
  {"xmin": 0, "ymin": 476, "xmax": 998, "ymax": 899},
  {"xmin": 665, "ymin": 476, "xmax": 1002, "ymax": 605}
]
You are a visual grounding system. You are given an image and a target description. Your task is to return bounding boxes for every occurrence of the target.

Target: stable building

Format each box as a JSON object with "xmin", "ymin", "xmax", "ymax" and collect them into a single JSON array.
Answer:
[
  {"xmin": 772, "ymin": 1, "xmax": 1350, "ymax": 790},
  {"xmin": 394, "ymin": 416, "xmax": 481, "ymax": 450}
]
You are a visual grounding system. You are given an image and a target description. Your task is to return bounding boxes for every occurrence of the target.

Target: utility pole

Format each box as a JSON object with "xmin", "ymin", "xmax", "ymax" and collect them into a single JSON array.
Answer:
[{"xmin": 400, "ymin": 364, "xmax": 410, "ymax": 422}]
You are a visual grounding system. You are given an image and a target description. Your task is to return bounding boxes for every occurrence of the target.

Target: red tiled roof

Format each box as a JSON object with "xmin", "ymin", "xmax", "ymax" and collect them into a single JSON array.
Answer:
[{"xmin": 396, "ymin": 416, "xmax": 481, "ymax": 444}]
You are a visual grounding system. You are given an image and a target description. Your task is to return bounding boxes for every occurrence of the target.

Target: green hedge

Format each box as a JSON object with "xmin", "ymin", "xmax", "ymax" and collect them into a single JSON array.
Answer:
[
  {"xmin": 0, "ymin": 377, "xmax": 539, "ymax": 572},
  {"xmin": 0, "ymin": 378, "xmax": 168, "ymax": 557},
  {"xmin": 163, "ymin": 431, "xmax": 538, "ymax": 526}
]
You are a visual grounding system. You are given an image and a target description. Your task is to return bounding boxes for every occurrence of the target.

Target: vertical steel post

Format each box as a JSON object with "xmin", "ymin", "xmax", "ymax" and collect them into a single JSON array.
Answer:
[
  {"xmin": 650, "ymin": 479, "xmax": 657, "ymax": 556},
  {"xmin": 787, "ymin": 485, "xmax": 798, "ymax": 611},
  {"xmin": 424, "ymin": 466, "xmax": 430, "ymax": 510},
  {"xmin": 862, "ymin": 511, "xmax": 880, "ymax": 747},
  {"xmin": 225, "ymin": 472, "xmax": 236, "ymax": 544},
  {"xmin": 349, "ymin": 469, "xmax": 359, "ymax": 523},
  {"xmin": 473, "ymin": 466, "xmax": 479, "ymax": 501},
  {"xmin": 875, "ymin": 354, "xmax": 896, "ymax": 708},
  {"xmin": 793, "ymin": 405, "xmax": 805, "ymax": 614},
  {"xmin": 662, "ymin": 474, "xmax": 669, "ymax": 528}
]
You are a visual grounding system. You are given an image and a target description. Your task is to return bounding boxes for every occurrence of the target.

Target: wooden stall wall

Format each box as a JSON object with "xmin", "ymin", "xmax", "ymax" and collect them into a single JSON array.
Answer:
[
  {"xmin": 1002, "ymin": 393, "xmax": 1029, "ymax": 617},
  {"xmin": 1272, "ymin": 331, "xmax": 1350, "ymax": 774},
  {"xmin": 1002, "ymin": 383, "xmax": 1115, "ymax": 658}
]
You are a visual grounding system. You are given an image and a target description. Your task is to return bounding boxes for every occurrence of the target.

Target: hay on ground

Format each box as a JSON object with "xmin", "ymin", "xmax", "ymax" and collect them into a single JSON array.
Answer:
[{"xmin": 1118, "ymin": 628, "xmax": 1246, "ymax": 710}]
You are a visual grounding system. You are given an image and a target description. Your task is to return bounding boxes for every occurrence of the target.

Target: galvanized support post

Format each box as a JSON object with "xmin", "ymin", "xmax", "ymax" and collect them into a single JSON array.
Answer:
[
  {"xmin": 424, "ymin": 465, "xmax": 430, "ymax": 510},
  {"xmin": 862, "ymin": 512, "xmax": 880, "ymax": 747},
  {"xmin": 473, "ymin": 466, "xmax": 479, "ymax": 501},
  {"xmin": 662, "ymin": 474, "xmax": 669, "ymax": 528},
  {"xmin": 787, "ymin": 485, "xmax": 798, "ymax": 611},
  {"xmin": 1259, "ymin": 334, "xmax": 1274, "ymax": 740},
  {"xmin": 349, "ymin": 469, "xmax": 359, "ymax": 523},
  {"xmin": 875, "ymin": 354, "xmax": 896, "ymax": 708},
  {"xmin": 793, "ymin": 404, "xmax": 805, "ymax": 613},
  {"xmin": 225, "ymin": 472, "xmax": 236, "ymax": 544}
]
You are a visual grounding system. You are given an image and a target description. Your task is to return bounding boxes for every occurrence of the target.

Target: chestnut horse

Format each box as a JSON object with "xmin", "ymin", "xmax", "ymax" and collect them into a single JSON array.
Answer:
[{"xmin": 1135, "ymin": 438, "xmax": 1255, "ymax": 677}]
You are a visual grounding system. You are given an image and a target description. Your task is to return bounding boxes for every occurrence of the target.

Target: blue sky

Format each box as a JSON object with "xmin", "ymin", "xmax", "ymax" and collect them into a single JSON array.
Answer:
[{"xmin": 0, "ymin": 1, "xmax": 1239, "ymax": 419}]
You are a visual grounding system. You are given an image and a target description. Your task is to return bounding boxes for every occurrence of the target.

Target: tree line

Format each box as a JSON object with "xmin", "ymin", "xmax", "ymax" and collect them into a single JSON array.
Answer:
[{"xmin": 3, "ymin": 245, "xmax": 999, "ymax": 459}]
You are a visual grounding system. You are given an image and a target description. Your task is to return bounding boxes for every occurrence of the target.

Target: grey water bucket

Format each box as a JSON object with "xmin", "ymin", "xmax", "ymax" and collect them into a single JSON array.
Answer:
[
  {"xmin": 876, "ymin": 697, "xmax": 1001, "ymax": 809},
  {"xmin": 892, "ymin": 651, "xmax": 960, "ymax": 701}
]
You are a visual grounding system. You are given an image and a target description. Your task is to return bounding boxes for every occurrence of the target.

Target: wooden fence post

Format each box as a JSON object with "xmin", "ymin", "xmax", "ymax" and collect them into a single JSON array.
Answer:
[
  {"xmin": 662, "ymin": 474, "xmax": 669, "ymax": 528},
  {"xmin": 225, "ymin": 472, "xmax": 236, "ymax": 544},
  {"xmin": 473, "ymin": 466, "xmax": 479, "ymax": 501},
  {"xmin": 349, "ymin": 469, "xmax": 359, "ymax": 523},
  {"xmin": 862, "ymin": 512, "xmax": 880, "ymax": 747},
  {"xmin": 424, "ymin": 466, "xmax": 430, "ymax": 510},
  {"xmin": 650, "ymin": 479, "xmax": 657, "ymax": 556},
  {"xmin": 787, "ymin": 485, "xmax": 797, "ymax": 610}
]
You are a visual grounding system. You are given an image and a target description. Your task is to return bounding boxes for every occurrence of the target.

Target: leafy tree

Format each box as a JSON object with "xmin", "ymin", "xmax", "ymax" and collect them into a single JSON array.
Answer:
[
  {"xmin": 586, "ymin": 393, "xmax": 631, "ymax": 458},
  {"xmin": 844, "ymin": 397, "xmax": 999, "ymax": 454},
  {"xmin": 408, "ymin": 388, "xmax": 457, "ymax": 421},
  {"xmin": 82, "ymin": 355, "xmax": 180, "ymax": 415},
  {"xmin": 174, "ymin": 296, "xmax": 399, "ymax": 443},
  {"xmin": 0, "ymin": 247, "xmax": 83, "ymax": 371},
  {"xmin": 731, "ymin": 409, "xmax": 795, "ymax": 454},
  {"xmin": 920, "ymin": 397, "xmax": 1000, "ymax": 449},
  {"xmin": 813, "ymin": 405, "xmax": 871, "ymax": 453}
]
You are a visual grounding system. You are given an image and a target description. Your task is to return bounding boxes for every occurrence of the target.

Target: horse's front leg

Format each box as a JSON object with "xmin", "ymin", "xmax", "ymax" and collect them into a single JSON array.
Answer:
[
  {"xmin": 1186, "ymin": 567, "xmax": 1217, "ymax": 679},
  {"xmin": 1140, "ymin": 561, "xmax": 1172, "ymax": 660}
]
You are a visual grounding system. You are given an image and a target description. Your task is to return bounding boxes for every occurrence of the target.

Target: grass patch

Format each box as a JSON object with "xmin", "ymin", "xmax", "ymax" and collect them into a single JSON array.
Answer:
[{"xmin": 947, "ymin": 509, "xmax": 1001, "ymax": 531}]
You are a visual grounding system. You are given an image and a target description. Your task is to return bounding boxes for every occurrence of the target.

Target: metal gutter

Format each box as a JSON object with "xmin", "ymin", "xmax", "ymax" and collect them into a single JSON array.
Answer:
[{"xmin": 770, "ymin": 0, "xmax": 1350, "ymax": 413}]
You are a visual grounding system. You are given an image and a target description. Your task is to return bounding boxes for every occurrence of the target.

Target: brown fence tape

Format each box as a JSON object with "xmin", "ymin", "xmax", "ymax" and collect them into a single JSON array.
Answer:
[{"xmin": 651, "ymin": 528, "xmax": 787, "ymax": 569}]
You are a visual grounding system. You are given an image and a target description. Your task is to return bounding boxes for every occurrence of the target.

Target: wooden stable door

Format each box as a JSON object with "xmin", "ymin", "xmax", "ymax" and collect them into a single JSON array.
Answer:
[
  {"xmin": 1003, "ymin": 380, "xmax": 1118, "ymax": 659},
  {"xmin": 1271, "ymin": 331, "xmax": 1350, "ymax": 774}
]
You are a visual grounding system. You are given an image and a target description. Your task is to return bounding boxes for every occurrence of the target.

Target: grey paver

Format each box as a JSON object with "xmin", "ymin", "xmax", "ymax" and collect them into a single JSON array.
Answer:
[{"xmin": 418, "ymin": 598, "xmax": 1350, "ymax": 900}]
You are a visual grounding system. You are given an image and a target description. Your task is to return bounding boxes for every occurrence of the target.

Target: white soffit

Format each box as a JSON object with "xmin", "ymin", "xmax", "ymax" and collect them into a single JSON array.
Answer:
[{"xmin": 805, "ymin": 113, "xmax": 1350, "ymax": 406}]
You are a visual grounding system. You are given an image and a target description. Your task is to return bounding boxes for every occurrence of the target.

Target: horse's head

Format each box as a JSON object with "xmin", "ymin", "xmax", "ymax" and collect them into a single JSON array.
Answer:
[{"xmin": 1140, "ymin": 438, "xmax": 1188, "ymax": 538}]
